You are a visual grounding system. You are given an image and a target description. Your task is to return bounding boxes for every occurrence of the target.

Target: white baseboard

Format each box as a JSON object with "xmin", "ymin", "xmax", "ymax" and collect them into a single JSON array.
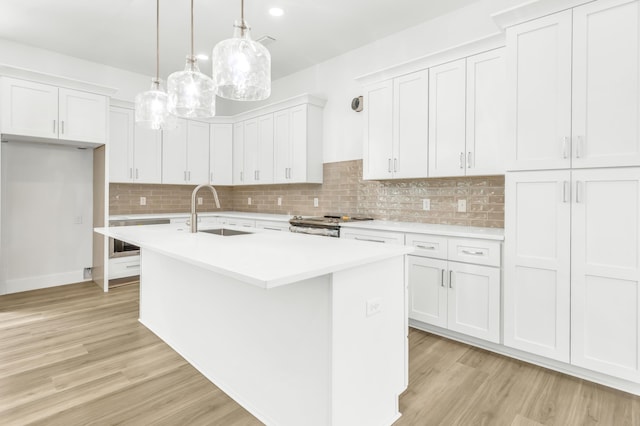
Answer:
[{"xmin": 4, "ymin": 271, "xmax": 88, "ymax": 294}]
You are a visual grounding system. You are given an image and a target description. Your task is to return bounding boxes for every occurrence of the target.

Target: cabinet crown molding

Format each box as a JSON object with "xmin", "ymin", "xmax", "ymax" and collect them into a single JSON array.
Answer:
[
  {"xmin": 231, "ymin": 93, "xmax": 327, "ymax": 122},
  {"xmin": 491, "ymin": 0, "xmax": 595, "ymax": 29},
  {"xmin": 0, "ymin": 64, "xmax": 118, "ymax": 97},
  {"xmin": 355, "ymin": 33, "xmax": 504, "ymax": 87}
]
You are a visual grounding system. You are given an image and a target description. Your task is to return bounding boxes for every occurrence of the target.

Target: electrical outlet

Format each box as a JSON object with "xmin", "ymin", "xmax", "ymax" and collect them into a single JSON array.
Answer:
[
  {"xmin": 366, "ymin": 297, "xmax": 383, "ymax": 317},
  {"xmin": 197, "ymin": 197, "xmax": 203, "ymax": 205},
  {"xmin": 313, "ymin": 197, "xmax": 319, "ymax": 208},
  {"xmin": 457, "ymin": 199, "xmax": 467, "ymax": 213},
  {"xmin": 248, "ymin": 197, "xmax": 252, "ymax": 205},
  {"xmin": 277, "ymin": 197, "xmax": 282, "ymax": 206},
  {"xmin": 422, "ymin": 199, "xmax": 431, "ymax": 211},
  {"xmin": 140, "ymin": 196, "xmax": 146, "ymax": 206}
]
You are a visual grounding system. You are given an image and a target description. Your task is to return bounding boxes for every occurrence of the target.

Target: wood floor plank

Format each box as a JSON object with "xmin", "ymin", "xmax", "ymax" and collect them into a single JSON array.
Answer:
[{"xmin": 1, "ymin": 281, "xmax": 639, "ymax": 425}]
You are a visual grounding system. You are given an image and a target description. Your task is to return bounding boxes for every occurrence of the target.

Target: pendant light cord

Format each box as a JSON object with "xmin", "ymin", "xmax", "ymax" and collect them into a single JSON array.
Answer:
[
  {"xmin": 155, "ymin": 0, "xmax": 160, "ymax": 80},
  {"xmin": 190, "ymin": 0, "xmax": 194, "ymax": 59},
  {"xmin": 240, "ymin": 0, "xmax": 246, "ymax": 36}
]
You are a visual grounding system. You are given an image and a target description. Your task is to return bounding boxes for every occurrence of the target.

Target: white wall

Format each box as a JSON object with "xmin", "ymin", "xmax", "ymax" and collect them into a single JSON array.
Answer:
[
  {"xmin": 0, "ymin": 142, "xmax": 93, "ymax": 294},
  {"xmin": 224, "ymin": 0, "xmax": 522, "ymax": 163}
]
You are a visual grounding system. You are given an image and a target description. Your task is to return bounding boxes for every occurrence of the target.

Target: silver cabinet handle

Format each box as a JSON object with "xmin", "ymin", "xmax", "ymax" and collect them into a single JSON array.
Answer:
[
  {"xmin": 240, "ymin": 171, "xmax": 243, "ymax": 181},
  {"xmin": 287, "ymin": 168, "xmax": 291, "ymax": 179},
  {"xmin": 135, "ymin": 169, "xmax": 139, "ymax": 179},
  {"xmin": 129, "ymin": 168, "xmax": 133, "ymax": 179},
  {"xmin": 459, "ymin": 152, "xmax": 464, "ymax": 169},
  {"xmin": 53, "ymin": 120, "xmax": 56, "ymax": 134},
  {"xmin": 125, "ymin": 264, "xmax": 140, "ymax": 269},
  {"xmin": 263, "ymin": 227, "xmax": 281, "ymax": 231},
  {"xmin": 576, "ymin": 181, "xmax": 582, "ymax": 203},
  {"xmin": 394, "ymin": 158, "xmax": 398, "ymax": 172},
  {"xmin": 416, "ymin": 244, "xmax": 436, "ymax": 250},
  {"xmin": 467, "ymin": 151, "xmax": 472, "ymax": 168},
  {"xmin": 441, "ymin": 269, "xmax": 445, "ymax": 287},
  {"xmin": 449, "ymin": 270, "xmax": 453, "ymax": 288},
  {"xmin": 575, "ymin": 136, "xmax": 583, "ymax": 159},
  {"xmin": 184, "ymin": 171, "xmax": 187, "ymax": 181},
  {"xmin": 562, "ymin": 137, "xmax": 570, "ymax": 159},
  {"xmin": 61, "ymin": 120, "xmax": 65, "ymax": 134},
  {"xmin": 388, "ymin": 158, "xmax": 392, "ymax": 173},
  {"xmin": 563, "ymin": 181, "xmax": 570, "ymax": 203},
  {"xmin": 354, "ymin": 237, "xmax": 385, "ymax": 243},
  {"xmin": 462, "ymin": 249, "xmax": 484, "ymax": 255}
]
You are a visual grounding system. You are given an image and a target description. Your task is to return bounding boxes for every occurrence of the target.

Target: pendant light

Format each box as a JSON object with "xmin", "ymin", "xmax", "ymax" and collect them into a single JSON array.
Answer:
[
  {"xmin": 167, "ymin": 0, "xmax": 216, "ymax": 118},
  {"xmin": 135, "ymin": 0, "xmax": 175, "ymax": 130},
  {"xmin": 211, "ymin": 0, "xmax": 271, "ymax": 101}
]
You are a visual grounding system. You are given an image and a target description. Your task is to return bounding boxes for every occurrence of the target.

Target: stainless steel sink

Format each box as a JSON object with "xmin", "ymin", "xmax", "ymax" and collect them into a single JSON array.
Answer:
[{"xmin": 199, "ymin": 228, "xmax": 252, "ymax": 236}]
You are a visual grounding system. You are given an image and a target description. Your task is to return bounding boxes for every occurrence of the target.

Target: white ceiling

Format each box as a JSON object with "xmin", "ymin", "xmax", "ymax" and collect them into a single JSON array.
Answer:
[{"xmin": 0, "ymin": 0, "xmax": 480, "ymax": 81}]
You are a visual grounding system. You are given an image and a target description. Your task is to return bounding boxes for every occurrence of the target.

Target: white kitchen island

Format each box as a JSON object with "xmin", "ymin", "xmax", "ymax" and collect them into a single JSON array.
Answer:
[{"xmin": 95, "ymin": 224, "xmax": 412, "ymax": 426}]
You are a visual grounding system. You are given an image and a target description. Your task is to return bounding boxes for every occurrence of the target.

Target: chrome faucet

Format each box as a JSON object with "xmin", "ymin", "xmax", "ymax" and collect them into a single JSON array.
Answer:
[{"xmin": 190, "ymin": 184, "xmax": 221, "ymax": 233}]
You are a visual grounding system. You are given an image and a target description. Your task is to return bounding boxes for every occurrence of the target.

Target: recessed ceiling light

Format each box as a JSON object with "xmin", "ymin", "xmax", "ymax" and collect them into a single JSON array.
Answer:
[
  {"xmin": 197, "ymin": 53, "xmax": 209, "ymax": 61},
  {"xmin": 269, "ymin": 7, "xmax": 284, "ymax": 17}
]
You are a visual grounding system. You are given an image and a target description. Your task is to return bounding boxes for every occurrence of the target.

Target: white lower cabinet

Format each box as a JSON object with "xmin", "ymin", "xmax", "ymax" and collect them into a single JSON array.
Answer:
[
  {"xmin": 109, "ymin": 255, "xmax": 140, "ymax": 280},
  {"xmin": 408, "ymin": 254, "xmax": 501, "ymax": 343},
  {"xmin": 505, "ymin": 167, "xmax": 640, "ymax": 382},
  {"xmin": 255, "ymin": 220, "xmax": 289, "ymax": 232},
  {"xmin": 407, "ymin": 233, "xmax": 501, "ymax": 344}
]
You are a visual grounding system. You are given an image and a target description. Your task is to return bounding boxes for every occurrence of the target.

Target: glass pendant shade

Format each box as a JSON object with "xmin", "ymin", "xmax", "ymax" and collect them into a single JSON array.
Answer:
[
  {"xmin": 212, "ymin": 21, "xmax": 271, "ymax": 101},
  {"xmin": 135, "ymin": 79, "xmax": 176, "ymax": 130},
  {"xmin": 167, "ymin": 56, "xmax": 216, "ymax": 118}
]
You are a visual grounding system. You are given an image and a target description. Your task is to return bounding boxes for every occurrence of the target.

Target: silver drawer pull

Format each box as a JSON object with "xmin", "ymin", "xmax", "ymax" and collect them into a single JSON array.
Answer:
[
  {"xmin": 462, "ymin": 249, "xmax": 484, "ymax": 255},
  {"xmin": 416, "ymin": 244, "xmax": 436, "ymax": 250},
  {"xmin": 355, "ymin": 237, "xmax": 385, "ymax": 243},
  {"xmin": 263, "ymin": 227, "xmax": 281, "ymax": 231},
  {"xmin": 125, "ymin": 264, "xmax": 140, "ymax": 269},
  {"xmin": 441, "ymin": 269, "xmax": 445, "ymax": 287}
]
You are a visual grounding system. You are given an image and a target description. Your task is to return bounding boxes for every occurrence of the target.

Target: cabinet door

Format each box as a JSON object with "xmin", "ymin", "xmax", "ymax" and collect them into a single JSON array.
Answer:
[
  {"xmin": 392, "ymin": 70, "xmax": 428, "ymax": 179},
  {"xmin": 58, "ymin": 88, "xmax": 107, "ymax": 144},
  {"xmin": 572, "ymin": 0, "xmax": 640, "ymax": 168},
  {"xmin": 108, "ymin": 107, "xmax": 134, "ymax": 183},
  {"xmin": 243, "ymin": 118, "xmax": 259, "ymax": 184},
  {"xmin": 256, "ymin": 114, "xmax": 274, "ymax": 184},
  {"xmin": 162, "ymin": 118, "xmax": 188, "ymax": 184},
  {"xmin": 273, "ymin": 109, "xmax": 291, "ymax": 183},
  {"xmin": 571, "ymin": 168, "xmax": 640, "ymax": 381},
  {"xmin": 133, "ymin": 125, "xmax": 162, "ymax": 184},
  {"xmin": 233, "ymin": 122, "xmax": 245, "ymax": 185},
  {"xmin": 0, "ymin": 78, "xmax": 58, "ymax": 139},
  {"xmin": 504, "ymin": 170, "xmax": 571, "ymax": 362},
  {"xmin": 210, "ymin": 123, "xmax": 233, "ymax": 185},
  {"xmin": 428, "ymin": 59, "xmax": 467, "ymax": 177},
  {"xmin": 289, "ymin": 105, "xmax": 309, "ymax": 183},
  {"xmin": 363, "ymin": 80, "xmax": 393, "ymax": 180},
  {"xmin": 407, "ymin": 256, "xmax": 448, "ymax": 328},
  {"xmin": 466, "ymin": 48, "xmax": 507, "ymax": 176},
  {"xmin": 187, "ymin": 120, "xmax": 210, "ymax": 184},
  {"xmin": 506, "ymin": 11, "xmax": 572, "ymax": 171},
  {"xmin": 448, "ymin": 262, "xmax": 500, "ymax": 343}
]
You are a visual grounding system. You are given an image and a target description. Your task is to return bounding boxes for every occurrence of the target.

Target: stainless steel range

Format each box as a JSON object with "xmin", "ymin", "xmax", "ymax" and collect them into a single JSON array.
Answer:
[{"xmin": 289, "ymin": 215, "xmax": 373, "ymax": 237}]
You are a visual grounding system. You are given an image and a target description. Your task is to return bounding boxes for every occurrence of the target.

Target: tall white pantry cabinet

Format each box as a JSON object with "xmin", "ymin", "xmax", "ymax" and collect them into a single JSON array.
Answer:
[{"xmin": 504, "ymin": 0, "xmax": 640, "ymax": 383}]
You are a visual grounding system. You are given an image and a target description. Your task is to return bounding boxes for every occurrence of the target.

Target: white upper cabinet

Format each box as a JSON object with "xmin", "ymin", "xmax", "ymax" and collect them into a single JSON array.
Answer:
[
  {"xmin": 273, "ymin": 104, "xmax": 323, "ymax": 184},
  {"xmin": 571, "ymin": 0, "xmax": 640, "ymax": 168},
  {"xmin": 466, "ymin": 49, "xmax": 507, "ymax": 176},
  {"xmin": 364, "ymin": 71, "xmax": 428, "ymax": 180},
  {"xmin": 571, "ymin": 167, "xmax": 640, "ymax": 382},
  {"xmin": 508, "ymin": 0, "xmax": 640, "ymax": 171},
  {"xmin": 504, "ymin": 170, "xmax": 572, "ymax": 362},
  {"xmin": 109, "ymin": 106, "xmax": 162, "ymax": 184},
  {"xmin": 243, "ymin": 114, "xmax": 274, "ymax": 185},
  {"xmin": 363, "ymin": 80, "xmax": 394, "ymax": 180},
  {"xmin": 429, "ymin": 59, "xmax": 467, "ymax": 177},
  {"xmin": 163, "ymin": 119, "xmax": 210, "ymax": 185},
  {"xmin": 1, "ymin": 77, "xmax": 107, "ymax": 144},
  {"xmin": 233, "ymin": 122, "xmax": 245, "ymax": 185},
  {"xmin": 210, "ymin": 123, "xmax": 233, "ymax": 185}
]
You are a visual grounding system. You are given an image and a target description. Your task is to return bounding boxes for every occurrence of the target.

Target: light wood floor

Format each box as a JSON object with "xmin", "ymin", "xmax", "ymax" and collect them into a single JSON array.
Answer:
[{"xmin": 1, "ymin": 282, "xmax": 639, "ymax": 425}]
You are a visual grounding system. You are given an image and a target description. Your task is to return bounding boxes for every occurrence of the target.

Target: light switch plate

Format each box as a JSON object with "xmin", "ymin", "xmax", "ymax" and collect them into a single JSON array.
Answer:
[
  {"xmin": 313, "ymin": 197, "xmax": 319, "ymax": 207},
  {"xmin": 140, "ymin": 196, "xmax": 146, "ymax": 206},
  {"xmin": 457, "ymin": 199, "xmax": 467, "ymax": 213},
  {"xmin": 197, "ymin": 197, "xmax": 203, "ymax": 205},
  {"xmin": 277, "ymin": 197, "xmax": 282, "ymax": 206}
]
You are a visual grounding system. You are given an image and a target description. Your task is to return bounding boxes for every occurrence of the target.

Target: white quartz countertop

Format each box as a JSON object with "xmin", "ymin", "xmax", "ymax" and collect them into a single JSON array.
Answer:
[
  {"xmin": 96, "ymin": 224, "xmax": 412, "ymax": 289},
  {"xmin": 109, "ymin": 211, "xmax": 292, "ymax": 222},
  {"xmin": 340, "ymin": 220, "xmax": 504, "ymax": 241}
]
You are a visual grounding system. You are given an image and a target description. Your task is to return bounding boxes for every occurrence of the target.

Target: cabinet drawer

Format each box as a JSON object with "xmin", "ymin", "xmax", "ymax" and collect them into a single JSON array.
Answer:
[
  {"xmin": 405, "ymin": 233, "xmax": 448, "ymax": 259},
  {"xmin": 109, "ymin": 255, "xmax": 140, "ymax": 279},
  {"xmin": 221, "ymin": 218, "xmax": 256, "ymax": 228},
  {"xmin": 341, "ymin": 228, "xmax": 405, "ymax": 245},
  {"xmin": 255, "ymin": 220, "xmax": 289, "ymax": 231},
  {"xmin": 448, "ymin": 238, "xmax": 501, "ymax": 267}
]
